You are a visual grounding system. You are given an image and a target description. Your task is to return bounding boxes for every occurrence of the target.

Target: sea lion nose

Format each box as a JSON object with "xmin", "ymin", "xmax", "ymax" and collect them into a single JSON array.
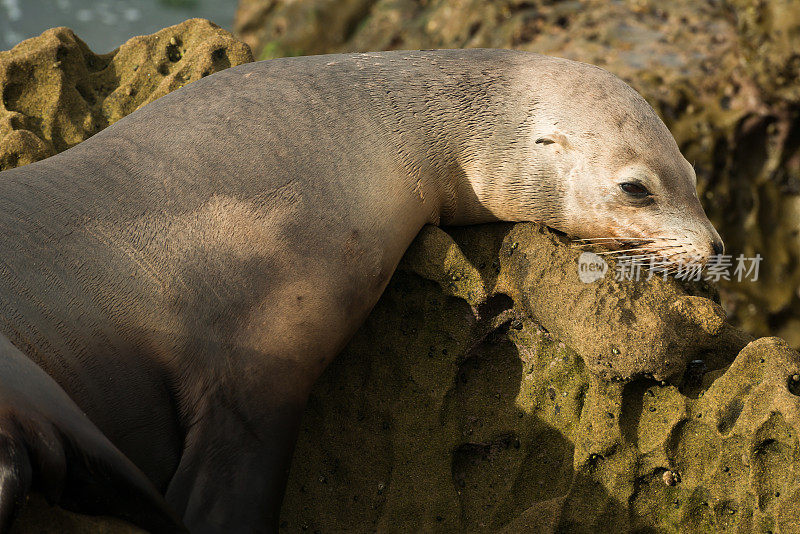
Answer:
[{"xmin": 711, "ymin": 239, "xmax": 724, "ymax": 256}]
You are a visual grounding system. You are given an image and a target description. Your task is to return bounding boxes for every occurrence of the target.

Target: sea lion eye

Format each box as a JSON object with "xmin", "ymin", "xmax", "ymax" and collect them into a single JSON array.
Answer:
[{"xmin": 620, "ymin": 182, "xmax": 651, "ymax": 199}]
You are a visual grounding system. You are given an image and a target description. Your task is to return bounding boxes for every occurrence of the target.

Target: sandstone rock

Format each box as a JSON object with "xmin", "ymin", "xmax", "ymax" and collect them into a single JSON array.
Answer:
[
  {"xmin": 282, "ymin": 224, "xmax": 800, "ymax": 533},
  {"xmin": 0, "ymin": 18, "xmax": 253, "ymax": 172},
  {"xmin": 728, "ymin": 0, "xmax": 800, "ymax": 104}
]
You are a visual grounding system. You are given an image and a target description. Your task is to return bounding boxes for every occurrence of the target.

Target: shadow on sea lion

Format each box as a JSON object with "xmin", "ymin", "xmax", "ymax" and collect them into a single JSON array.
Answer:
[{"xmin": 0, "ymin": 49, "xmax": 722, "ymax": 532}]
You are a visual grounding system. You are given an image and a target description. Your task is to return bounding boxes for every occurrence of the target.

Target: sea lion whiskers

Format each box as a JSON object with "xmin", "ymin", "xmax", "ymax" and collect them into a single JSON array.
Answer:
[
  {"xmin": 573, "ymin": 236, "xmax": 674, "ymax": 241},
  {"xmin": 593, "ymin": 244, "xmax": 682, "ymax": 256}
]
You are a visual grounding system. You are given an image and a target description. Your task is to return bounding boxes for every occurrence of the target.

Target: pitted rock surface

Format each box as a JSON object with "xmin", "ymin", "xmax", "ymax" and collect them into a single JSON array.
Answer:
[{"xmin": 0, "ymin": 18, "xmax": 253, "ymax": 171}]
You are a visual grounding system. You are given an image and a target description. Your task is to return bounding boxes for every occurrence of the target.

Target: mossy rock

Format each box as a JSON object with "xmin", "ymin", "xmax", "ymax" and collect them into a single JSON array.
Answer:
[
  {"xmin": 282, "ymin": 225, "xmax": 800, "ymax": 533},
  {"xmin": 0, "ymin": 18, "xmax": 253, "ymax": 171}
]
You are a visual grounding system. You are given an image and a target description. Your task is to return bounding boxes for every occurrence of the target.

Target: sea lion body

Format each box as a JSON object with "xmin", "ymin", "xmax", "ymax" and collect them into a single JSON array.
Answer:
[{"xmin": 0, "ymin": 49, "xmax": 721, "ymax": 532}]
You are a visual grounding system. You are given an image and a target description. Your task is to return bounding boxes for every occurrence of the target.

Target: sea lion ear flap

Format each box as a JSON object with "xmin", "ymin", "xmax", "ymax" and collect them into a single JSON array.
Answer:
[{"xmin": 535, "ymin": 132, "xmax": 570, "ymax": 148}]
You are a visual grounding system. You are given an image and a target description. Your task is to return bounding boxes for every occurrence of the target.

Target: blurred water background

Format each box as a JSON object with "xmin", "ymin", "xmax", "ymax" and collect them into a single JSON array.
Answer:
[{"xmin": 0, "ymin": 0, "xmax": 239, "ymax": 52}]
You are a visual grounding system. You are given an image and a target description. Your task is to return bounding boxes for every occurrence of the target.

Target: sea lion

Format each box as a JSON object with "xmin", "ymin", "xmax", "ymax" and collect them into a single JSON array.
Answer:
[{"xmin": 0, "ymin": 49, "xmax": 722, "ymax": 532}]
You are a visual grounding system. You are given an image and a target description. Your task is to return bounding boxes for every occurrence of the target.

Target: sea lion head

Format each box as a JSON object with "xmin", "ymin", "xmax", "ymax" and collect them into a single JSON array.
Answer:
[{"xmin": 514, "ymin": 57, "xmax": 723, "ymax": 265}]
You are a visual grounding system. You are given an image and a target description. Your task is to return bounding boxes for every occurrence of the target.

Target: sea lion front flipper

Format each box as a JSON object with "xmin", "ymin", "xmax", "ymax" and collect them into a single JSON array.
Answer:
[
  {"xmin": 165, "ymin": 395, "xmax": 306, "ymax": 533},
  {"xmin": 0, "ymin": 334, "xmax": 186, "ymax": 533}
]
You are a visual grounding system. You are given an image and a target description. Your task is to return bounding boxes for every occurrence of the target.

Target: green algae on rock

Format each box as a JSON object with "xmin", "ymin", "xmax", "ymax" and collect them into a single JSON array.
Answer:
[
  {"xmin": 728, "ymin": 0, "xmax": 800, "ymax": 105},
  {"xmin": 0, "ymin": 18, "xmax": 253, "ymax": 172},
  {"xmin": 282, "ymin": 224, "xmax": 800, "ymax": 533},
  {"xmin": 496, "ymin": 224, "xmax": 752, "ymax": 382}
]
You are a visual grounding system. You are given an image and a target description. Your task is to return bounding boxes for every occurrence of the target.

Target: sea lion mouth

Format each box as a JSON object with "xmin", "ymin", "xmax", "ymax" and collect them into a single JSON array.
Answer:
[{"xmin": 573, "ymin": 236, "xmax": 711, "ymax": 272}]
